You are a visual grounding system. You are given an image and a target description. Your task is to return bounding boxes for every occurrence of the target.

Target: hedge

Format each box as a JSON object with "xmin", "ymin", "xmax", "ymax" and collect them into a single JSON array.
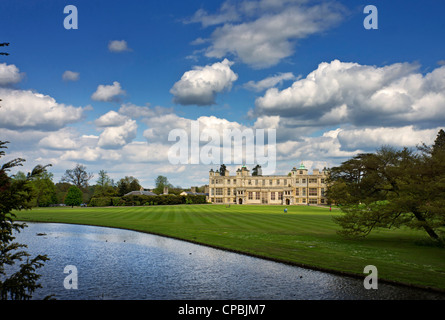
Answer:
[
  {"xmin": 88, "ymin": 194, "xmax": 208, "ymax": 207},
  {"xmin": 88, "ymin": 197, "xmax": 123, "ymax": 207}
]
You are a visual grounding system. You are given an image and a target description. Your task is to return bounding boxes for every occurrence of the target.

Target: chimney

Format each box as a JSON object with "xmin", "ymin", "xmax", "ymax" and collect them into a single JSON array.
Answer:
[
  {"xmin": 163, "ymin": 186, "xmax": 168, "ymax": 195},
  {"xmin": 191, "ymin": 186, "xmax": 196, "ymax": 193}
]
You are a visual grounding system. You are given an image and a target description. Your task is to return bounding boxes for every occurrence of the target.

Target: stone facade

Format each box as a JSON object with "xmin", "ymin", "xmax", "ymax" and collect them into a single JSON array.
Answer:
[{"xmin": 208, "ymin": 164, "xmax": 328, "ymax": 205}]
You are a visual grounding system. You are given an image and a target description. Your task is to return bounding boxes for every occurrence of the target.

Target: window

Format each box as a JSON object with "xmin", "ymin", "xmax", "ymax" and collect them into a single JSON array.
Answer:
[
  {"xmin": 309, "ymin": 199, "xmax": 318, "ymax": 204},
  {"xmin": 215, "ymin": 198, "xmax": 223, "ymax": 203},
  {"xmin": 284, "ymin": 179, "xmax": 287, "ymax": 185},
  {"xmin": 295, "ymin": 178, "xmax": 299, "ymax": 183},
  {"xmin": 255, "ymin": 179, "xmax": 259, "ymax": 186},
  {"xmin": 309, "ymin": 178, "xmax": 317, "ymax": 184},
  {"xmin": 321, "ymin": 178, "xmax": 325, "ymax": 184},
  {"xmin": 210, "ymin": 188, "xmax": 214, "ymax": 195},
  {"xmin": 248, "ymin": 192, "xmax": 253, "ymax": 200},
  {"xmin": 227, "ymin": 188, "xmax": 231, "ymax": 196},
  {"xmin": 261, "ymin": 192, "xmax": 268, "ymax": 204},
  {"xmin": 278, "ymin": 192, "xmax": 283, "ymax": 200},
  {"xmin": 309, "ymin": 188, "xmax": 318, "ymax": 196},
  {"xmin": 321, "ymin": 188, "xmax": 325, "ymax": 197},
  {"xmin": 302, "ymin": 188, "xmax": 306, "ymax": 196},
  {"xmin": 277, "ymin": 179, "xmax": 280, "ymax": 185},
  {"xmin": 295, "ymin": 188, "xmax": 299, "ymax": 196},
  {"xmin": 255, "ymin": 192, "xmax": 260, "ymax": 200},
  {"xmin": 216, "ymin": 188, "xmax": 223, "ymax": 195},
  {"xmin": 302, "ymin": 179, "xmax": 306, "ymax": 183},
  {"xmin": 271, "ymin": 192, "xmax": 275, "ymax": 200},
  {"xmin": 299, "ymin": 170, "xmax": 303, "ymax": 174},
  {"xmin": 269, "ymin": 179, "xmax": 273, "ymax": 185},
  {"xmin": 248, "ymin": 180, "xmax": 252, "ymax": 185}
]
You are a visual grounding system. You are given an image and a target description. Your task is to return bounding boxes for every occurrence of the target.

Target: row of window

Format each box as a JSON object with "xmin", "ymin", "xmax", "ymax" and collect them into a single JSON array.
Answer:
[
  {"xmin": 210, "ymin": 198, "xmax": 326, "ymax": 204},
  {"xmin": 211, "ymin": 188, "xmax": 325, "ymax": 196},
  {"xmin": 210, "ymin": 178, "xmax": 325, "ymax": 185}
]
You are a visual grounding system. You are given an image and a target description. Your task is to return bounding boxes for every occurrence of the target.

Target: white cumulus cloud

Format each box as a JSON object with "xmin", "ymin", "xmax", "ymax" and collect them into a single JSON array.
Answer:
[
  {"xmin": 254, "ymin": 60, "xmax": 445, "ymax": 128},
  {"xmin": 0, "ymin": 63, "xmax": 24, "ymax": 86},
  {"xmin": 38, "ymin": 128, "xmax": 80, "ymax": 150},
  {"xmin": 170, "ymin": 59, "xmax": 238, "ymax": 106},
  {"xmin": 97, "ymin": 119, "xmax": 137, "ymax": 149},
  {"xmin": 336, "ymin": 126, "xmax": 441, "ymax": 151},
  {"xmin": 0, "ymin": 88, "xmax": 84, "ymax": 131},
  {"xmin": 94, "ymin": 110, "xmax": 129, "ymax": 127},
  {"xmin": 189, "ymin": 0, "xmax": 345, "ymax": 68},
  {"xmin": 91, "ymin": 81, "xmax": 126, "ymax": 102}
]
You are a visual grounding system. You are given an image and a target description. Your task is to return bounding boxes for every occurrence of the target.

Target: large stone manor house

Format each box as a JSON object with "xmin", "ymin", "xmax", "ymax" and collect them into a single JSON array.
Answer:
[{"xmin": 208, "ymin": 164, "xmax": 328, "ymax": 205}]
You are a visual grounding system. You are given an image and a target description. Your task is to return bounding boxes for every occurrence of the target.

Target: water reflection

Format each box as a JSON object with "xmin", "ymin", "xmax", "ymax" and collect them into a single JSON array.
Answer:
[{"xmin": 10, "ymin": 222, "xmax": 445, "ymax": 300}]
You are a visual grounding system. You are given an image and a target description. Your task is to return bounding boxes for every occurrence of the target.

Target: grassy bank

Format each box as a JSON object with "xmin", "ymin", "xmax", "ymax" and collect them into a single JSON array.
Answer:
[{"xmin": 14, "ymin": 204, "xmax": 445, "ymax": 292}]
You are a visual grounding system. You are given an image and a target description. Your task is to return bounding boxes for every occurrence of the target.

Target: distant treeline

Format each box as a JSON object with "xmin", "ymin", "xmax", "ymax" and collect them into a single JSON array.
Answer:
[{"xmin": 88, "ymin": 194, "xmax": 208, "ymax": 207}]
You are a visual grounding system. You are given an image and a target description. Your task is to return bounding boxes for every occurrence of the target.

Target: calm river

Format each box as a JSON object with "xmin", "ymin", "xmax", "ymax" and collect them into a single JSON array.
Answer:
[{"xmin": 9, "ymin": 222, "xmax": 445, "ymax": 300}]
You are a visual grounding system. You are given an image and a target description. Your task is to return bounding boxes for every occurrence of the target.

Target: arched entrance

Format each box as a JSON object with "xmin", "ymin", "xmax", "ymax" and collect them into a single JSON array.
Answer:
[
  {"xmin": 238, "ymin": 198, "xmax": 243, "ymax": 204},
  {"xmin": 285, "ymin": 199, "xmax": 290, "ymax": 205}
]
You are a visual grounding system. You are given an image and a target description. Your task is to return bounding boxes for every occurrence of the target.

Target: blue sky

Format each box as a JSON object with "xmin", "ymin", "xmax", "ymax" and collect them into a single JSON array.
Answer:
[{"xmin": 1, "ymin": 0, "xmax": 445, "ymax": 188}]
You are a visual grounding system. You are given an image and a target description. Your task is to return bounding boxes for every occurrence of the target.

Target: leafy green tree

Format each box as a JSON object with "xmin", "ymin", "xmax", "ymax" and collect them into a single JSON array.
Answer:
[
  {"xmin": 30, "ymin": 171, "xmax": 57, "ymax": 207},
  {"xmin": 431, "ymin": 129, "xmax": 445, "ymax": 156},
  {"xmin": 92, "ymin": 185, "xmax": 117, "ymax": 198},
  {"xmin": 11, "ymin": 170, "xmax": 57, "ymax": 207},
  {"xmin": 153, "ymin": 175, "xmax": 172, "ymax": 195},
  {"xmin": 54, "ymin": 182, "xmax": 71, "ymax": 204},
  {"xmin": 64, "ymin": 186, "xmax": 83, "ymax": 207},
  {"xmin": 117, "ymin": 176, "xmax": 141, "ymax": 196},
  {"xmin": 93, "ymin": 170, "xmax": 117, "ymax": 198},
  {"xmin": 96, "ymin": 170, "xmax": 113, "ymax": 187},
  {"xmin": 0, "ymin": 140, "xmax": 50, "ymax": 300},
  {"xmin": 219, "ymin": 164, "xmax": 227, "ymax": 176},
  {"xmin": 252, "ymin": 164, "xmax": 262, "ymax": 176},
  {"xmin": 328, "ymin": 132, "xmax": 445, "ymax": 244}
]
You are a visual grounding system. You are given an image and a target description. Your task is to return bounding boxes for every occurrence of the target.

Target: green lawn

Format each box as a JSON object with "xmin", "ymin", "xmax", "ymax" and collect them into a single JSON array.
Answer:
[{"xmin": 14, "ymin": 204, "xmax": 445, "ymax": 292}]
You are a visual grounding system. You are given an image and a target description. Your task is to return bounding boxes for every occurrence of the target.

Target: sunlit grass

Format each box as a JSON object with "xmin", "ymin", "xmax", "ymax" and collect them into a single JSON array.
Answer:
[{"xmin": 15, "ymin": 204, "xmax": 445, "ymax": 292}]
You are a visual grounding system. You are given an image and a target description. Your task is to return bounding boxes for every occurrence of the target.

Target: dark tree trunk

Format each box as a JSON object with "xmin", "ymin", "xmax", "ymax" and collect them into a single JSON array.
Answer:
[{"xmin": 412, "ymin": 210, "xmax": 442, "ymax": 243}]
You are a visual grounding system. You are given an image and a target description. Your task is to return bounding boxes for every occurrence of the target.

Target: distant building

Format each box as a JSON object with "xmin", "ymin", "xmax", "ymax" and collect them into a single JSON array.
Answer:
[
  {"xmin": 180, "ymin": 186, "xmax": 209, "ymax": 197},
  {"xmin": 124, "ymin": 187, "xmax": 157, "ymax": 197},
  {"xmin": 208, "ymin": 164, "xmax": 328, "ymax": 205}
]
